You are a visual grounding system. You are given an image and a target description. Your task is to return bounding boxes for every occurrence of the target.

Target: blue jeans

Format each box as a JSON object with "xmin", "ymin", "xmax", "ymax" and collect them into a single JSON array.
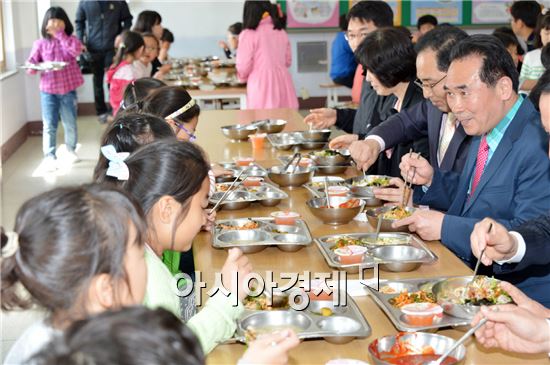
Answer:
[{"xmin": 40, "ymin": 90, "xmax": 78, "ymax": 157}]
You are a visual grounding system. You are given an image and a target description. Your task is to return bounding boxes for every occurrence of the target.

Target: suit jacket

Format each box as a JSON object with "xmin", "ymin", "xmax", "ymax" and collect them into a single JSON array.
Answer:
[
  {"xmin": 368, "ymin": 99, "xmax": 472, "ymax": 174},
  {"xmin": 420, "ymin": 98, "xmax": 550, "ymax": 306}
]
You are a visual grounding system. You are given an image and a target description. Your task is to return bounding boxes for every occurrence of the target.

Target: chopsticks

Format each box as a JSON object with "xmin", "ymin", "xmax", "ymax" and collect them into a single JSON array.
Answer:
[
  {"xmin": 209, "ymin": 169, "xmax": 247, "ymax": 214},
  {"xmin": 324, "ymin": 177, "xmax": 332, "ymax": 208},
  {"xmin": 401, "ymin": 149, "xmax": 419, "ymax": 207},
  {"xmin": 470, "ymin": 222, "xmax": 493, "ymax": 285},
  {"xmin": 283, "ymin": 152, "xmax": 301, "ymax": 173}
]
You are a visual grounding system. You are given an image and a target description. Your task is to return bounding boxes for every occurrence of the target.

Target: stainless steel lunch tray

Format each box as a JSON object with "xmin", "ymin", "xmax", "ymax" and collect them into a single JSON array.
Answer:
[
  {"xmin": 267, "ymin": 132, "xmax": 328, "ymax": 151},
  {"xmin": 210, "ymin": 182, "xmax": 288, "ymax": 210},
  {"xmin": 278, "ymin": 155, "xmax": 351, "ymax": 175},
  {"xmin": 234, "ymin": 292, "xmax": 371, "ymax": 343},
  {"xmin": 212, "ymin": 217, "xmax": 312, "ymax": 253},
  {"xmin": 315, "ymin": 233, "xmax": 438, "ymax": 273},
  {"xmin": 303, "ymin": 181, "xmax": 382, "ymax": 206},
  {"xmin": 367, "ymin": 276, "xmax": 473, "ymax": 332},
  {"xmin": 217, "ymin": 162, "xmax": 268, "ymax": 178}
]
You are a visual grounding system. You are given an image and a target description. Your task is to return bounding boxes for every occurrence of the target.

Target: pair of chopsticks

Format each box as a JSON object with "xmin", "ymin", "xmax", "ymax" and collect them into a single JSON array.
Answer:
[
  {"xmin": 401, "ymin": 149, "xmax": 420, "ymax": 206},
  {"xmin": 209, "ymin": 169, "xmax": 248, "ymax": 214},
  {"xmin": 470, "ymin": 222, "xmax": 493, "ymax": 285}
]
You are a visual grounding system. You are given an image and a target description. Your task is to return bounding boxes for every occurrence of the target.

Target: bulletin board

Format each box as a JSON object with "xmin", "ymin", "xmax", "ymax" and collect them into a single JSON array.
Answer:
[{"xmin": 278, "ymin": 0, "xmax": 519, "ymax": 30}]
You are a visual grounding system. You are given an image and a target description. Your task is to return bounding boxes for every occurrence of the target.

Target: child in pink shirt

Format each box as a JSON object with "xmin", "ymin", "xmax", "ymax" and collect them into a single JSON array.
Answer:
[{"xmin": 107, "ymin": 31, "xmax": 144, "ymax": 115}]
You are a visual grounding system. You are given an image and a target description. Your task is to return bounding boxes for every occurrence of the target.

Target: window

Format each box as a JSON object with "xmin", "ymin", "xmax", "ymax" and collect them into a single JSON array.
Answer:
[{"xmin": 0, "ymin": 2, "xmax": 5, "ymax": 72}]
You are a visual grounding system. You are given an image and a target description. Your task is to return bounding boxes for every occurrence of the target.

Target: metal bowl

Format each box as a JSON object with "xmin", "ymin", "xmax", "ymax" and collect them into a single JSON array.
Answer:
[
  {"xmin": 238, "ymin": 311, "xmax": 312, "ymax": 337},
  {"xmin": 217, "ymin": 230, "xmax": 271, "ymax": 254},
  {"xmin": 371, "ymin": 245, "xmax": 427, "ymax": 272},
  {"xmin": 310, "ymin": 150, "xmax": 351, "ymax": 166},
  {"xmin": 317, "ymin": 165, "xmax": 348, "ymax": 174},
  {"xmin": 368, "ymin": 332, "xmax": 466, "ymax": 365},
  {"xmin": 256, "ymin": 119, "xmax": 287, "ymax": 134},
  {"xmin": 268, "ymin": 166, "xmax": 314, "ymax": 188},
  {"xmin": 299, "ymin": 129, "xmax": 332, "ymax": 142},
  {"xmin": 432, "ymin": 277, "xmax": 483, "ymax": 320},
  {"xmin": 210, "ymin": 191, "xmax": 253, "ymax": 210},
  {"xmin": 221, "ymin": 124, "xmax": 258, "ymax": 141},
  {"xmin": 274, "ymin": 234, "xmax": 310, "ymax": 252},
  {"xmin": 268, "ymin": 133, "xmax": 302, "ymax": 150},
  {"xmin": 307, "ymin": 197, "xmax": 365, "ymax": 225},
  {"xmin": 366, "ymin": 206, "xmax": 416, "ymax": 232},
  {"xmin": 345, "ymin": 175, "xmax": 392, "ymax": 197},
  {"xmin": 256, "ymin": 191, "xmax": 286, "ymax": 207},
  {"xmin": 300, "ymin": 141, "xmax": 327, "ymax": 150},
  {"xmin": 318, "ymin": 316, "xmax": 362, "ymax": 344}
]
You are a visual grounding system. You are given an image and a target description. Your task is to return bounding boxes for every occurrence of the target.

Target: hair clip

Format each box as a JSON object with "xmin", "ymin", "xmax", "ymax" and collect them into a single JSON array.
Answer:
[
  {"xmin": 2, "ymin": 231, "xmax": 19, "ymax": 257},
  {"xmin": 164, "ymin": 99, "xmax": 196, "ymax": 121},
  {"xmin": 101, "ymin": 145, "xmax": 130, "ymax": 181}
]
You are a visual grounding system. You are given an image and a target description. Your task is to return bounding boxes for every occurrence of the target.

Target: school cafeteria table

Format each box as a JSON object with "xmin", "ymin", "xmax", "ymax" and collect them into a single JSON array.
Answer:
[{"xmin": 194, "ymin": 108, "xmax": 547, "ymax": 364}]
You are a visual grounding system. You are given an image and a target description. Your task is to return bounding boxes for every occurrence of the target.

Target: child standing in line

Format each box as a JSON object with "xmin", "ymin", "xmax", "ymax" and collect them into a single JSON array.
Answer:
[
  {"xmin": 27, "ymin": 7, "xmax": 84, "ymax": 170},
  {"xmin": 107, "ymin": 31, "xmax": 144, "ymax": 115}
]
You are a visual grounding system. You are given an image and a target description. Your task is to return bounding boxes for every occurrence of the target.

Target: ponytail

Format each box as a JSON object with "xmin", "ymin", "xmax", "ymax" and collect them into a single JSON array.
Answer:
[{"xmin": 111, "ymin": 31, "xmax": 145, "ymax": 69}]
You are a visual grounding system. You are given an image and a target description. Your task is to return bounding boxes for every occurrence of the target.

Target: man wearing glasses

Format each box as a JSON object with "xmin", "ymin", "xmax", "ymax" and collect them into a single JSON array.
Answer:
[
  {"xmin": 304, "ymin": 1, "xmax": 394, "ymax": 135},
  {"xmin": 350, "ymin": 26, "xmax": 472, "ymax": 180}
]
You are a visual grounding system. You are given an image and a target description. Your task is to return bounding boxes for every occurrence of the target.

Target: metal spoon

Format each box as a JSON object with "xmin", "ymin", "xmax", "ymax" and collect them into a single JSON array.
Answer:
[
  {"xmin": 470, "ymin": 223, "xmax": 493, "ymax": 285},
  {"xmin": 374, "ymin": 212, "xmax": 383, "ymax": 242},
  {"xmin": 209, "ymin": 169, "xmax": 246, "ymax": 214},
  {"xmin": 427, "ymin": 317, "xmax": 488, "ymax": 365}
]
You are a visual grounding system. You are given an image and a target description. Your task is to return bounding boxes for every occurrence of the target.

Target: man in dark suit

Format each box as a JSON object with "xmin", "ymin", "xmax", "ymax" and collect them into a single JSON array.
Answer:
[
  {"xmin": 349, "ymin": 26, "xmax": 472, "ymax": 193},
  {"xmin": 394, "ymin": 35, "xmax": 550, "ymax": 306}
]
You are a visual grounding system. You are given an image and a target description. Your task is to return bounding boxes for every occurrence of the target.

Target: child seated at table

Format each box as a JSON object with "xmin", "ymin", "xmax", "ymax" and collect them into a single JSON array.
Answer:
[
  {"xmin": 137, "ymin": 33, "xmax": 171, "ymax": 80},
  {"xmin": 119, "ymin": 77, "xmax": 166, "ymax": 112},
  {"xmin": 1, "ymin": 184, "xmax": 149, "ymax": 364},
  {"xmin": 31, "ymin": 307, "xmax": 300, "ymax": 365},
  {"xmin": 107, "ymin": 31, "xmax": 145, "ymax": 115},
  {"xmin": 96, "ymin": 140, "xmax": 250, "ymax": 354}
]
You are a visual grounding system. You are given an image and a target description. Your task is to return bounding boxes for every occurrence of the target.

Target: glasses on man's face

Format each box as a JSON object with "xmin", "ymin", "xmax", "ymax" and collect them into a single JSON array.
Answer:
[
  {"xmin": 174, "ymin": 122, "xmax": 197, "ymax": 142},
  {"xmin": 145, "ymin": 46, "xmax": 159, "ymax": 52},
  {"xmin": 344, "ymin": 31, "xmax": 369, "ymax": 42},
  {"xmin": 414, "ymin": 74, "xmax": 447, "ymax": 90}
]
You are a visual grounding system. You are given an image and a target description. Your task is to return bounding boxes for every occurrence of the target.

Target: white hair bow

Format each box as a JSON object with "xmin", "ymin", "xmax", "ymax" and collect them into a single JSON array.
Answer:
[
  {"xmin": 101, "ymin": 145, "xmax": 130, "ymax": 181},
  {"xmin": 2, "ymin": 232, "xmax": 19, "ymax": 257}
]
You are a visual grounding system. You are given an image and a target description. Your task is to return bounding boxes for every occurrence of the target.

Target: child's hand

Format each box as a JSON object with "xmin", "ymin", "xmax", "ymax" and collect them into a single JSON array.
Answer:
[
  {"xmin": 201, "ymin": 209, "xmax": 216, "ymax": 231},
  {"xmin": 221, "ymin": 248, "xmax": 252, "ymax": 302},
  {"xmin": 240, "ymin": 330, "xmax": 300, "ymax": 365}
]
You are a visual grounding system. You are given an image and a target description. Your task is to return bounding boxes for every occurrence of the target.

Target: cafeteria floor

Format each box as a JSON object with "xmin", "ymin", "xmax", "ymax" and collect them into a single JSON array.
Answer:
[{"xmin": 0, "ymin": 110, "xmax": 311, "ymax": 361}]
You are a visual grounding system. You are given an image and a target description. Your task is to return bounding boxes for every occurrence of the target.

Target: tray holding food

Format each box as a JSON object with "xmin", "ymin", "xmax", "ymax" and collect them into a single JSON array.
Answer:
[
  {"xmin": 235, "ymin": 290, "xmax": 371, "ymax": 344},
  {"xmin": 267, "ymin": 130, "xmax": 331, "ymax": 151},
  {"xmin": 210, "ymin": 181, "xmax": 288, "ymax": 209},
  {"xmin": 315, "ymin": 233, "xmax": 437, "ymax": 273},
  {"xmin": 212, "ymin": 217, "xmax": 312, "ymax": 253},
  {"xmin": 278, "ymin": 149, "xmax": 353, "ymax": 174},
  {"xmin": 20, "ymin": 61, "xmax": 68, "ymax": 71},
  {"xmin": 215, "ymin": 162, "xmax": 268, "ymax": 182},
  {"xmin": 367, "ymin": 275, "xmax": 512, "ymax": 332}
]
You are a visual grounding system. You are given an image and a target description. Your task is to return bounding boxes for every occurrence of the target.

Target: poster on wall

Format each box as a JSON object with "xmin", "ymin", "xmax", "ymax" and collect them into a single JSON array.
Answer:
[
  {"xmin": 472, "ymin": 1, "xmax": 512, "ymax": 24},
  {"xmin": 349, "ymin": 0, "xmax": 401, "ymax": 26},
  {"xmin": 410, "ymin": 1, "xmax": 462, "ymax": 25},
  {"xmin": 286, "ymin": 1, "xmax": 340, "ymax": 28}
]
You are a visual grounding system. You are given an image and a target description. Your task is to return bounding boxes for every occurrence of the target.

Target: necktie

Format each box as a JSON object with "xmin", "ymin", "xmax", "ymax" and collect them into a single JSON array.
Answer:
[
  {"xmin": 470, "ymin": 136, "xmax": 489, "ymax": 196},
  {"xmin": 438, "ymin": 113, "xmax": 456, "ymax": 165}
]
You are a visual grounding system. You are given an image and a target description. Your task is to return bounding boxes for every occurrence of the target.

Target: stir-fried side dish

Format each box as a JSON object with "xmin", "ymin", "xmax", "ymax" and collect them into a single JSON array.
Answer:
[
  {"xmin": 243, "ymin": 293, "xmax": 290, "ymax": 311},
  {"xmin": 380, "ymin": 206, "xmax": 412, "ymax": 220},
  {"xmin": 389, "ymin": 290, "xmax": 436, "ymax": 308},
  {"xmin": 328, "ymin": 235, "xmax": 409, "ymax": 250},
  {"xmin": 441, "ymin": 276, "xmax": 513, "ymax": 306},
  {"xmin": 217, "ymin": 220, "xmax": 260, "ymax": 230},
  {"xmin": 352, "ymin": 177, "xmax": 390, "ymax": 187},
  {"xmin": 380, "ymin": 286, "xmax": 398, "ymax": 294},
  {"xmin": 216, "ymin": 183, "xmax": 231, "ymax": 192},
  {"xmin": 371, "ymin": 333, "xmax": 458, "ymax": 365}
]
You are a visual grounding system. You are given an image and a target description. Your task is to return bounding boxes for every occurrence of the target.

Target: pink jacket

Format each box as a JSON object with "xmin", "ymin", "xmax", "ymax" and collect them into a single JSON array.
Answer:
[{"xmin": 236, "ymin": 17, "xmax": 298, "ymax": 110}]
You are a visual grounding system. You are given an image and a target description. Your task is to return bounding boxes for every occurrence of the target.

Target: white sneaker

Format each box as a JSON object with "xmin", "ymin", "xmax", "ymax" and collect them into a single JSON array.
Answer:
[
  {"xmin": 42, "ymin": 155, "xmax": 57, "ymax": 172},
  {"xmin": 63, "ymin": 151, "xmax": 80, "ymax": 164}
]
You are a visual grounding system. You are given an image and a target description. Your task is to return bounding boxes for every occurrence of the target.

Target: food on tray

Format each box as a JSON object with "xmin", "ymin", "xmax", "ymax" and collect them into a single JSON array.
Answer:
[
  {"xmin": 439, "ymin": 276, "xmax": 513, "ymax": 306},
  {"xmin": 380, "ymin": 206, "xmax": 412, "ymax": 220},
  {"xmin": 314, "ymin": 149, "xmax": 340, "ymax": 157},
  {"xmin": 243, "ymin": 293, "xmax": 289, "ymax": 310},
  {"xmin": 320, "ymin": 307, "xmax": 333, "ymax": 316},
  {"xmin": 320, "ymin": 198, "xmax": 361, "ymax": 209},
  {"xmin": 400, "ymin": 303, "xmax": 443, "ymax": 326},
  {"xmin": 377, "ymin": 334, "xmax": 457, "ymax": 365},
  {"xmin": 380, "ymin": 285, "xmax": 398, "ymax": 294},
  {"xmin": 217, "ymin": 220, "xmax": 260, "ymax": 230},
  {"xmin": 352, "ymin": 176, "xmax": 390, "ymax": 187},
  {"xmin": 389, "ymin": 290, "xmax": 436, "ymax": 308},
  {"xmin": 216, "ymin": 183, "xmax": 231, "ymax": 192},
  {"xmin": 328, "ymin": 235, "xmax": 409, "ymax": 250},
  {"xmin": 334, "ymin": 245, "xmax": 367, "ymax": 265}
]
